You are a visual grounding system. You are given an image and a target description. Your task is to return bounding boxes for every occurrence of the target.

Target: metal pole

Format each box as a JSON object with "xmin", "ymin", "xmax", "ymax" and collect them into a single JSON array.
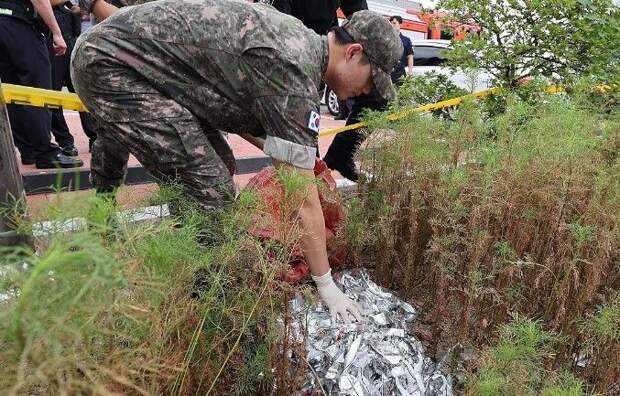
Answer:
[{"xmin": 0, "ymin": 81, "xmax": 32, "ymax": 247}]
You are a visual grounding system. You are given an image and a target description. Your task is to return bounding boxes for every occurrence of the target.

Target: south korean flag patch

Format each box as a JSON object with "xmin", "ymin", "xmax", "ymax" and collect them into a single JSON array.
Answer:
[{"xmin": 307, "ymin": 110, "xmax": 320, "ymax": 135}]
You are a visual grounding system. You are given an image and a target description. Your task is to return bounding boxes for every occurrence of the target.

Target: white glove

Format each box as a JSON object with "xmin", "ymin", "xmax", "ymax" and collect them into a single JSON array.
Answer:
[{"xmin": 312, "ymin": 269, "xmax": 364, "ymax": 323}]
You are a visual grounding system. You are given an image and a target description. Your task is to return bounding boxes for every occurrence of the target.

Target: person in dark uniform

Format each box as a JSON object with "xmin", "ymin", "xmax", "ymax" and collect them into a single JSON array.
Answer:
[
  {"xmin": 0, "ymin": 0, "xmax": 83, "ymax": 168},
  {"xmin": 48, "ymin": 0, "xmax": 97, "ymax": 154},
  {"xmin": 267, "ymin": 0, "xmax": 367, "ymax": 35},
  {"xmin": 323, "ymin": 15, "xmax": 414, "ymax": 181},
  {"xmin": 389, "ymin": 15, "xmax": 414, "ymax": 83}
]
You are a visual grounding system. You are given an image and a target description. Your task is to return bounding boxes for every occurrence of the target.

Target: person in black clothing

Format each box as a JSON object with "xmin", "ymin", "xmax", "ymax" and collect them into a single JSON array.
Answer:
[
  {"xmin": 0, "ymin": 0, "xmax": 83, "ymax": 168},
  {"xmin": 323, "ymin": 14, "xmax": 414, "ymax": 181},
  {"xmin": 389, "ymin": 15, "xmax": 414, "ymax": 83},
  {"xmin": 267, "ymin": 0, "xmax": 367, "ymax": 35},
  {"xmin": 322, "ymin": 88, "xmax": 384, "ymax": 181},
  {"xmin": 47, "ymin": 0, "xmax": 97, "ymax": 154},
  {"xmin": 263, "ymin": 0, "xmax": 407, "ymax": 181}
]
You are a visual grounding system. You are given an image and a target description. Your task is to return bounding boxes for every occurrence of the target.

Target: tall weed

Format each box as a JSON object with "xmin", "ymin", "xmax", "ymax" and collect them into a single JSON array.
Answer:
[{"xmin": 350, "ymin": 91, "xmax": 620, "ymax": 392}]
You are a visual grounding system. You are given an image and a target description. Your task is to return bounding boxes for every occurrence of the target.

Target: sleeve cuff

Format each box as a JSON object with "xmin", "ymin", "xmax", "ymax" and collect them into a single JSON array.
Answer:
[{"xmin": 264, "ymin": 135, "xmax": 316, "ymax": 170}]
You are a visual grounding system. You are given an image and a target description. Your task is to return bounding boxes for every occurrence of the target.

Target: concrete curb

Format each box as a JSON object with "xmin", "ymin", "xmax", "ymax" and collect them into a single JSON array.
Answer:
[
  {"xmin": 23, "ymin": 156, "xmax": 273, "ymax": 195},
  {"xmin": 29, "ymin": 177, "xmax": 358, "ymax": 237}
]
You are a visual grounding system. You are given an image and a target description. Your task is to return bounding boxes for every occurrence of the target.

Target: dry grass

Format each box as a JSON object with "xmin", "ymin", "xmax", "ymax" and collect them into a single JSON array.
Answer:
[{"xmin": 348, "ymin": 91, "xmax": 619, "ymax": 393}]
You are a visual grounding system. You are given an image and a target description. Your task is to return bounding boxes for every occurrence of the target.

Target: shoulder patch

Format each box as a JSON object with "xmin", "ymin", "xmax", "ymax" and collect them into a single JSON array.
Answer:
[{"xmin": 307, "ymin": 110, "xmax": 320, "ymax": 134}]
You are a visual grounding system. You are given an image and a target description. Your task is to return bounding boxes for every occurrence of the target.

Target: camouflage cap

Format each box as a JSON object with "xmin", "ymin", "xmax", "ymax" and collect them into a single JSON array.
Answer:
[{"xmin": 341, "ymin": 10, "xmax": 403, "ymax": 101}]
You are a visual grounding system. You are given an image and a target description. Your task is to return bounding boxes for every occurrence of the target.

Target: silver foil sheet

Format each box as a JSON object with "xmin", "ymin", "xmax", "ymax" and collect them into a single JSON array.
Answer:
[{"xmin": 289, "ymin": 270, "xmax": 452, "ymax": 396}]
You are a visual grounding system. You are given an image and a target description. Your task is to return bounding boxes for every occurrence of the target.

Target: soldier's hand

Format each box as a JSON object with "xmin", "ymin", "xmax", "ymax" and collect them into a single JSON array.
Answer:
[
  {"xmin": 312, "ymin": 269, "xmax": 365, "ymax": 324},
  {"xmin": 52, "ymin": 32, "xmax": 67, "ymax": 56}
]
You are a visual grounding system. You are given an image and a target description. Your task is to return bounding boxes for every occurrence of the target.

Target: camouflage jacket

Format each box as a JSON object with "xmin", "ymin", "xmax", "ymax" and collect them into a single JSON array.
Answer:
[{"xmin": 76, "ymin": 0, "xmax": 327, "ymax": 169}]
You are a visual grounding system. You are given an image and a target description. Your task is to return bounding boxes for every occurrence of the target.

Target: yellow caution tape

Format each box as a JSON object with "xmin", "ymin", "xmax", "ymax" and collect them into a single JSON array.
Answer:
[
  {"xmin": 592, "ymin": 84, "xmax": 612, "ymax": 93},
  {"xmin": 2, "ymin": 83, "xmax": 88, "ymax": 112},
  {"xmin": 2, "ymin": 82, "xmax": 609, "ymax": 139},
  {"xmin": 319, "ymin": 87, "xmax": 502, "ymax": 137}
]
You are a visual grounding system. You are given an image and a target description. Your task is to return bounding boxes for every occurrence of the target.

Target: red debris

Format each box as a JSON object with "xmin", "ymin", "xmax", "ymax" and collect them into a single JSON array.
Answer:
[{"xmin": 244, "ymin": 160, "xmax": 346, "ymax": 284}]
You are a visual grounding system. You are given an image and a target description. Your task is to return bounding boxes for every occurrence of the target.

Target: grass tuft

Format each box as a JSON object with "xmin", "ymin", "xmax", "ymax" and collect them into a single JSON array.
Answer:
[{"xmin": 0, "ymin": 178, "xmax": 309, "ymax": 394}]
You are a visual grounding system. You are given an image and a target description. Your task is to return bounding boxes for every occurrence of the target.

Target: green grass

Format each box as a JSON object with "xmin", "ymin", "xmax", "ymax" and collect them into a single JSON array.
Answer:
[
  {"xmin": 467, "ymin": 317, "xmax": 584, "ymax": 396},
  {"xmin": 0, "ymin": 182, "xmax": 305, "ymax": 394}
]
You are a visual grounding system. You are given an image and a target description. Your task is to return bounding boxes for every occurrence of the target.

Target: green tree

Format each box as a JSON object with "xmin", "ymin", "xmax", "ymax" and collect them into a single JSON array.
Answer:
[{"xmin": 437, "ymin": 0, "xmax": 620, "ymax": 87}]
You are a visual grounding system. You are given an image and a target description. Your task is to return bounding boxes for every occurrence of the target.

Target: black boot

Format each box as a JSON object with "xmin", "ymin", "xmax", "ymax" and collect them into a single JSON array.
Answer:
[
  {"xmin": 61, "ymin": 145, "xmax": 79, "ymax": 157},
  {"xmin": 21, "ymin": 156, "xmax": 35, "ymax": 165},
  {"xmin": 35, "ymin": 153, "xmax": 84, "ymax": 169}
]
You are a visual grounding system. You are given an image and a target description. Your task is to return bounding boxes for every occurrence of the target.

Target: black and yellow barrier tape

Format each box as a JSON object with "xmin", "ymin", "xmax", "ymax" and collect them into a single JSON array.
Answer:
[{"xmin": 2, "ymin": 82, "xmax": 610, "ymax": 138}]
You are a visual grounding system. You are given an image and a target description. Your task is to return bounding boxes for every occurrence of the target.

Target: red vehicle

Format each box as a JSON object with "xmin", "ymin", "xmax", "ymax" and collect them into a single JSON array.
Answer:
[
  {"xmin": 335, "ymin": 2, "xmax": 479, "ymax": 42},
  {"xmin": 407, "ymin": 9, "xmax": 480, "ymax": 41}
]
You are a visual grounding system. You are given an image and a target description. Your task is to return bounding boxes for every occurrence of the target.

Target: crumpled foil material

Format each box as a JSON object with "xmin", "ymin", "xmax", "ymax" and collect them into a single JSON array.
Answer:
[{"xmin": 288, "ymin": 270, "xmax": 452, "ymax": 396}]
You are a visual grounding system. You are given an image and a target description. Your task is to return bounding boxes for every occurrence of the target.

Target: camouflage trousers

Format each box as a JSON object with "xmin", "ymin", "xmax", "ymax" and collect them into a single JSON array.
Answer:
[{"xmin": 72, "ymin": 41, "xmax": 236, "ymax": 211}]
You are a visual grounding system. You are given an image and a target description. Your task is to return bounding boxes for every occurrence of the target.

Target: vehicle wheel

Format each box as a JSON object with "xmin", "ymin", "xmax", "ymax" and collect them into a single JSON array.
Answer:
[{"xmin": 326, "ymin": 88, "xmax": 339, "ymax": 116}]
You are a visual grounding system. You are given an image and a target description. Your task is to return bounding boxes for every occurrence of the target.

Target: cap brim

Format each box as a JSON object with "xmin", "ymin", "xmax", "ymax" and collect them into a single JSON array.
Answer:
[{"xmin": 371, "ymin": 64, "xmax": 396, "ymax": 101}]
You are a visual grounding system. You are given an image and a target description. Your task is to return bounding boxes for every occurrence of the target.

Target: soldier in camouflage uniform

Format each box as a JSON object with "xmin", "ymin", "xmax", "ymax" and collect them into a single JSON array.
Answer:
[{"xmin": 71, "ymin": 0, "xmax": 402, "ymax": 323}]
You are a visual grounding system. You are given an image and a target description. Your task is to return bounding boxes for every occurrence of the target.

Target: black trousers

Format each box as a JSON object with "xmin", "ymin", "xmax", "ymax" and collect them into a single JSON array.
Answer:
[
  {"xmin": 323, "ymin": 92, "xmax": 387, "ymax": 181},
  {"xmin": 0, "ymin": 17, "xmax": 59, "ymax": 161},
  {"xmin": 337, "ymin": 98, "xmax": 349, "ymax": 117},
  {"xmin": 47, "ymin": 13, "xmax": 97, "ymax": 148}
]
